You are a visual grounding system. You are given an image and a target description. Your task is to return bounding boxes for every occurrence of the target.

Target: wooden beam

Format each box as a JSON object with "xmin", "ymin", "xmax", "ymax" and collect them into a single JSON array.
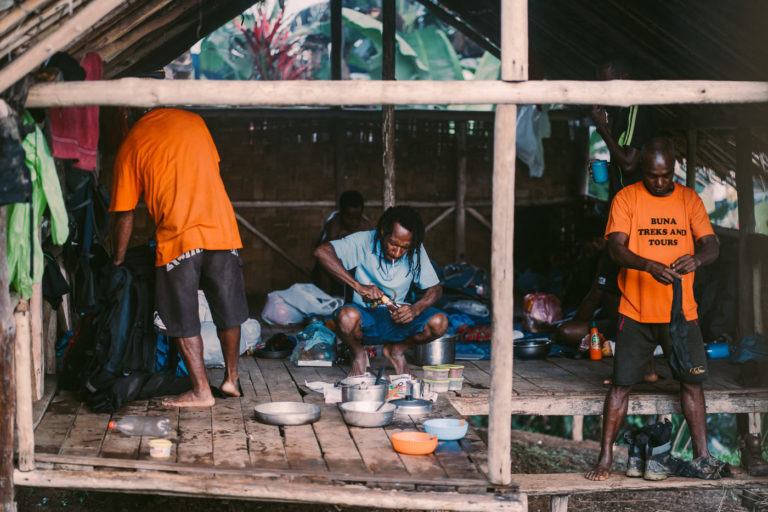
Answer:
[
  {"xmin": 15, "ymin": 470, "xmax": 527, "ymax": 512},
  {"xmin": 425, "ymin": 207, "xmax": 456, "ymax": 232},
  {"xmin": 0, "ymin": 0, "xmax": 127, "ymax": 93},
  {"xmin": 550, "ymin": 495, "xmax": 569, "ymax": 512},
  {"xmin": 488, "ymin": 104, "xmax": 517, "ymax": 486},
  {"xmin": 686, "ymin": 129, "xmax": 698, "ymax": 188},
  {"xmin": 0, "ymin": 0, "xmax": 87, "ymax": 60},
  {"xmin": 25, "ymin": 80, "xmax": 768, "ymax": 108},
  {"xmin": 29, "ymin": 282, "xmax": 43, "ymax": 400},
  {"xmin": 501, "ymin": 0, "xmax": 528, "ymax": 81},
  {"xmin": 0, "ymin": 205, "xmax": 16, "ymax": 512},
  {"xmin": 234, "ymin": 213, "xmax": 310, "ymax": 277},
  {"xmin": 456, "ymin": 121, "xmax": 467, "ymax": 260},
  {"xmin": 0, "ymin": 0, "xmax": 53, "ymax": 39},
  {"xmin": 467, "ymin": 207, "xmax": 492, "ymax": 231},
  {"xmin": 382, "ymin": 0, "xmax": 396, "ymax": 210},
  {"xmin": 736, "ymin": 124, "xmax": 756, "ymax": 338},
  {"xmin": 13, "ymin": 300, "xmax": 34, "ymax": 472}
]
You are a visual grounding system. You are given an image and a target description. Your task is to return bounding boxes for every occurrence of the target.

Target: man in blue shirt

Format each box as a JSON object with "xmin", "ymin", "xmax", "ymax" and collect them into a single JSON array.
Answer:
[{"xmin": 314, "ymin": 206, "xmax": 447, "ymax": 375}]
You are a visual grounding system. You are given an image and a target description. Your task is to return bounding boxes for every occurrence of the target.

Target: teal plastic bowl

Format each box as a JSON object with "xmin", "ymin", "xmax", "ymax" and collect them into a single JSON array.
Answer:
[{"xmin": 423, "ymin": 418, "xmax": 469, "ymax": 441}]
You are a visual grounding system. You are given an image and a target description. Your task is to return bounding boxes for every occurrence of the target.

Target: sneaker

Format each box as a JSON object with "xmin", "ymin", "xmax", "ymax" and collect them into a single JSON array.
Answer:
[
  {"xmin": 624, "ymin": 429, "xmax": 648, "ymax": 478},
  {"xmin": 739, "ymin": 434, "xmax": 768, "ymax": 477},
  {"xmin": 643, "ymin": 420, "xmax": 678, "ymax": 481},
  {"xmin": 676, "ymin": 455, "xmax": 731, "ymax": 480}
]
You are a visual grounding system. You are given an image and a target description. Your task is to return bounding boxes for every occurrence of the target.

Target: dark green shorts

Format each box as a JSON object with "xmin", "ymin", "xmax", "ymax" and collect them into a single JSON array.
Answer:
[{"xmin": 613, "ymin": 315, "xmax": 707, "ymax": 386}]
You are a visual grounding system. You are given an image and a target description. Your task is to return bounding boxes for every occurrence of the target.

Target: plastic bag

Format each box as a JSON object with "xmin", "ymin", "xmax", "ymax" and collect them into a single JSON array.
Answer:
[
  {"xmin": 202, "ymin": 318, "xmax": 261, "ymax": 368},
  {"xmin": 277, "ymin": 283, "xmax": 343, "ymax": 316},
  {"xmin": 261, "ymin": 292, "xmax": 305, "ymax": 325},
  {"xmin": 523, "ymin": 293, "xmax": 562, "ymax": 332},
  {"xmin": 444, "ymin": 300, "xmax": 490, "ymax": 318},
  {"xmin": 291, "ymin": 320, "xmax": 336, "ymax": 367}
]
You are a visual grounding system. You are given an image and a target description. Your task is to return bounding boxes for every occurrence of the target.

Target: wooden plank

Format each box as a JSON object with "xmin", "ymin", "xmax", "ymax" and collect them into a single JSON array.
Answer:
[
  {"xmin": 30, "ymin": 282, "xmax": 43, "ymax": 400},
  {"xmin": 14, "ymin": 300, "xmax": 35, "ymax": 470},
  {"xmin": 33, "ymin": 390, "xmax": 79, "ymax": 454},
  {"xmin": 206, "ymin": 368, "xmax": 250, "ymax": 468},
  {"xmin": 175, "ymin": 405, "xmax": 212, "ymax": 465},
  {"xmin": 239, "ymin": 357, "xmax": 288, "ymax": 469},
  {"xmin": 449, "ymin": 389, "xmax": 768, "ymax": 416},
  {"xmin": 348, "ymin": 425, "xmax": 408, "ymax": 478},
  {"xmin": 59, "ymin": 407, "xmax": 111, "ymax": 457},
  {"xmin": 42, "ymin": 300, "xmax": 56, "ymax": 375},
  {"xmin": 99, "ymin": 400, "xmax": 148, "ymax": 459},
  {"xmin": 16, "ymin": 469, "xmax": 527, "ymax": 512},
  {"xmin": 32, "ymin": 374, "xmax": 57, "ymax": 430},
  {"xmin": 383, "ymin": 413, "xmax": 447, "ymax": 483},
  {"xmin": 138, "ymin": 398, "xmax": 179, "ymax": 462}
]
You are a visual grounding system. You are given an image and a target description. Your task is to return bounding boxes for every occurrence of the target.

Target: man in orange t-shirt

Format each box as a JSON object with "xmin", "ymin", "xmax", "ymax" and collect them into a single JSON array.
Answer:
[
  {"xmin": 586, "ymin": 138, "xmax": 720, "ymax": 482},
  {"xmin": 111, "ymin": 108, "xmax": 246, "ymax": 408}
]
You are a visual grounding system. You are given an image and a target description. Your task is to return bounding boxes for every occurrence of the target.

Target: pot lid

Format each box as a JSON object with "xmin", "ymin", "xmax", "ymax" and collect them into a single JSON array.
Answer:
[{"xmin": 390, "ymin": 397, "xmax": 433, "ymax": 414}]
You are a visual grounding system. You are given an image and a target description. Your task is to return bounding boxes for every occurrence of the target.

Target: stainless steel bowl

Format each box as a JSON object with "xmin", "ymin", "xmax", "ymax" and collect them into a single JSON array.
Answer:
[
  {"xmin": 413, "ymin": 334, "xmax": 458, "ymax": 366},
  {"xmin": 390, "ymin": 397, "xmax": 433, "ymax": 416},
  {"xmin": 254, "ymin": 401, "xmax": 321, "ymax": 426},
  {"xmin": 339, "ymin": 401, "xmax": 396, "ymax": 427},
  {"xmin": 513, "ymin": 338, "xmax": 551, "ymax": 360},
  {"xmin": 340, "ymin": 382, "xmax": 388, "ymax": 403}
]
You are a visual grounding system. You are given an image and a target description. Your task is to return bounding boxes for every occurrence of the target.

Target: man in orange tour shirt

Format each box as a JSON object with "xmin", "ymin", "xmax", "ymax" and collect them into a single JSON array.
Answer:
[
  {"xmin": 110, "ymin": 108, "xmax": 247, "ymax": 408},
  {"xmin": 585, "ymin": 138, "xmax": 720, "ymax": 481}
]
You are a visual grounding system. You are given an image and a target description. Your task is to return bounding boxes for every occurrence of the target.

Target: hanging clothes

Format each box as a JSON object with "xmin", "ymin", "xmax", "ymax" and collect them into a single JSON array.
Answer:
[
  {"xmin": 516, "ymin": 104, "xmax": 551, "ymax": 178},
  {"xmin": 7, "ymin": 112, "xmax": 69, "ymax": 298},
  {"xmin": 47, "ymin": 52, "xmax": 102, "ymax": 171}
]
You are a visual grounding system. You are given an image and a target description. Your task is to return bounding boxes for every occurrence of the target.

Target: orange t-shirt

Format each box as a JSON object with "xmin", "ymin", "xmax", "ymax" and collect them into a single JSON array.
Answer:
[
  {"xmin": 605, "ymin": 182, "xmax": 715, "ymax": 323},
  {"xmin": 110, "ymin": 108, "xmax": 242, "ymax": 266}
]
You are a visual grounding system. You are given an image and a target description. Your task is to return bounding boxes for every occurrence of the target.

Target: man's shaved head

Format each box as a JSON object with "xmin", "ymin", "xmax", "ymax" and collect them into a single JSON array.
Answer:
[{"xmin": 641, "ymin": 137, "xmax": 677, "ymax": 196}]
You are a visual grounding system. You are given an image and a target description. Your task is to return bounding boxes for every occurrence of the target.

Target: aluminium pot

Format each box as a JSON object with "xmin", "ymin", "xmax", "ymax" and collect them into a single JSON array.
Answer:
[
  {"xmin": 413, "ymin": 334, "xmax": 457, "ymax": 366},
  {"xmin": 340, "ymin": 382, "xmax": 388, "ymax": 403}
]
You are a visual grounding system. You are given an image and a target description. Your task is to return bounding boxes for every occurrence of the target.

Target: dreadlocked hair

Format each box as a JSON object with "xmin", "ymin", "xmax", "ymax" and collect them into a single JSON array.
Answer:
[{"xmin": 374, "ymin": 206, "xmax": 424, "ymax": 280}]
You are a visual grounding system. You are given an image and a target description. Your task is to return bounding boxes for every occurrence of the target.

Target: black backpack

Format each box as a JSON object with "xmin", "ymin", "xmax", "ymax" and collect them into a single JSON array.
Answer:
[{"xmin": 61, "ymin": 245, "xmax": 157, "ymax": 395}]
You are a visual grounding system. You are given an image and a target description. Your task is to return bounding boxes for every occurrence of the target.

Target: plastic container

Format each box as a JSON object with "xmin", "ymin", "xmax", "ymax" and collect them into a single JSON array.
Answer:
[
  {"xmin": 391, "ymin": 432, "xmax": 438, "ymax": 455},
  {"xmin": 589, "ymin": 322, "xmax": 602, "ymax": 361},
  {"xmin": 423, "ymin": 378, "xmax": 450, "ymax": 393},
  {"xmin": 442, "ymin": 364, "xmax": 464, "ymax": 378},
  {"xmin": 423, "ymin": 418, "xmax": 468, "ymax": 441},
  {"xmin": 705, "ymin": 342, "xmax": 730, "ymax": 360},
  {"xmin": 591, "ymin": 160, "xmax": 609, "ymax": 183},
  {"xmin": 422, "ymin": 365, "xmax": 450, "ymax": 380},
  {"xmin": 108, "ymin": 416, "xmax": 172, "ymax": 437},
  {"xmin": 448, "ymin": 377, "xmax": 464, "ymax": 391},
  {"xmin": 148, "ymin": 438, "xmax": 173, "ymax": 458}
]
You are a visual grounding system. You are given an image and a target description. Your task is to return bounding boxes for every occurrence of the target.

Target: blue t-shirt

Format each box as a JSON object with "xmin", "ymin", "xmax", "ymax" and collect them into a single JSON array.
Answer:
[{"xmin": 330, "ymin": 230, "xmax": 440, "ymax": 306}]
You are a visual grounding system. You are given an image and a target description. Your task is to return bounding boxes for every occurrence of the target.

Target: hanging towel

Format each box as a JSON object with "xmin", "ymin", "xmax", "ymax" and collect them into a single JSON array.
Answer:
[
  {"xmin": 47, "ymin": 52, "xmax": 102, "ymax": 171},
  {"xmin": 668, "ymin": 278, "xmax": 706, "ymax": 383}
]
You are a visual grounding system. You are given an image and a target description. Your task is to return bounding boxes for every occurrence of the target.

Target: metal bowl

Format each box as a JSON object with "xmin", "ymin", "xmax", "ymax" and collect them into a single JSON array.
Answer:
[
  {"xmin": 339, "ymin": 401, "xmax": 396, "ymax": 427},
  {"xmin": 513, "ymin": 338, "xmax": 551, "ymax": 360},
  {"xmin": 412, "ymin": 334, "xmax": 458, "ymax": 366},
  {"xmin": 390, "ymin": 397, "xmax": 433, "ymax": 416},
  {"xmin": 254, "ymin": 401, "xmax": 321, "ymax": 426},
  {"xmin": 340, "ymin": 382, "xmax": 388, "ymax": 403}
]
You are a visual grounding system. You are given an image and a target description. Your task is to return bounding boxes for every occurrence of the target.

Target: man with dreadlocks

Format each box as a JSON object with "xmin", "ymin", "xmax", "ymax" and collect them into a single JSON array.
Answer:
[{"xmin": 314, "ymin": 206, "xmax": 448, "ymax": 375}]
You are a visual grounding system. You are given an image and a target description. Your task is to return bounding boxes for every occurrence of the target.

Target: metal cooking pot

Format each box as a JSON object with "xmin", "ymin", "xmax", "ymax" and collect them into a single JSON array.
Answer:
[
  {"xmin": 413, "ymin": 334, "xmax": 457, "ymax": 366},
  {"xmin": 391, "ymin": 396, "xmax": 433, "ymax": 416},
  {"xmin": 340, "ymin": 382, "xmax": 388, "ymax": 403},
  {"xmin": 339, "ymin": 401, "xmax": 396, "ymax": 427},
  {"xmin": 513, "ymin": 338, "xmax": 551, "ymax": 360}
]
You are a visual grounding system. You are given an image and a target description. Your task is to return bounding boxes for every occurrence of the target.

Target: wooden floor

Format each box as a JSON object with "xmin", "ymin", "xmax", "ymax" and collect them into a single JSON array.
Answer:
[{"xmin": 451, "ymin": 357, "xmax": 768, "ymax": 416}]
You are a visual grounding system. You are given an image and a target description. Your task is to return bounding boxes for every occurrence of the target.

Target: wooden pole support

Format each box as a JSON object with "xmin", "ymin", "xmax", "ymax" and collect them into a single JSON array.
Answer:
[
  {"xmin": 42, "ymin": 301, "xmax": 57, "ymax": 375},
  {"xmin": 735, "ymin": 125, "xmax": 755, "ymax": 338},
  {"xmin": 455, "ymin": 121, "xmax": 467, "ymax": 260},
  {"xmin": 550, "ymin": 495, "xmax": 569, "ymax": 512},
  {"xmin": 571, "ymin": 416, "xmax": 584, "ymax": 442},
  {"xmin": 425, "ymin": 207, "xmax": 456, "ymax": 232},
  {"xmin": 13, "ymin": 300, "xmax": 34, "ymax": 472},
  {"xmin": 501, "ymin": 0, "xmax": 528, "ymax": 81},
  {"xmin": 686, "ymin": 129, "xmax": 697, "ymax": 188},
  {"xmin": 234, "ymin": 213, "xmax": 310, "ymax": 277},
  {"xmin": 381, "ymin": 0, "xmax": 396, "ymax": 210},
  {"xmin": 488, "ymin": 104, "xmax": 517, "ymax": 486},
  {"xmin": 29, "ymin": 282, "xmax": 43, "ymax": 400},
  {"xmin": 0, "ymin": 0, "xmax": 127, "ymax": 93}
]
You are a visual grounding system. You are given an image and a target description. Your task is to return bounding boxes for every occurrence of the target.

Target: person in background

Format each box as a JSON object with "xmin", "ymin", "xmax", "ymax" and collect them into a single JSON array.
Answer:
[
  {"xmin": 314, "ymin": 206, "xmax": 447, "ymax": 375},
  {"xmin": 586, "ymin": 138, "xmax": 721, "ymax": 481},
  {"xmin": 111, "ymin": 108, "xmax": 247, "ymax": 408},
  {"xmin": 313, "ymin": 190, "xmax": 371, "ymax": 295}
]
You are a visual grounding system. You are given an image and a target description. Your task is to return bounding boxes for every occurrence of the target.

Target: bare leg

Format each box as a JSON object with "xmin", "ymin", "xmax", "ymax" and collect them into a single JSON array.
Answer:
[
  {"xmin": 383, "ymin": 313, "xmax": 448, "ymax": 375},
  {"xmin": 218, "ymin": 326, "xmax": 241, "ymax": 397},
  {"xmin": 163, "ymin": 335, "xmax": 215, "ymax": 408},
  {"xmin": 585, "ymin": 385, "xmax": 631, "ymax": 480},
  {"xmin": 680, "ymin": 382, "xmax": 710, "ymax": 459},
  {"xmin": 337, "ymin": 307, "xmax": 367, "ymax": 376}
]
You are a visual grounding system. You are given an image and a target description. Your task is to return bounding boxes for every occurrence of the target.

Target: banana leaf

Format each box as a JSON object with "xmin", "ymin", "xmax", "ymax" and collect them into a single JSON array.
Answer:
[{"xmin": 404, "ymin": 25, "xmax": 463, "ymax": 80}]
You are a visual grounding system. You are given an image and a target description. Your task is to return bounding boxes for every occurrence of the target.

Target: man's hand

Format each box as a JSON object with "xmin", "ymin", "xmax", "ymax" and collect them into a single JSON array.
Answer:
[
  {"xmin": 591, "ymin": 105, "xmax": 608, "ymax": 130},
  {"xmin": 390, "ymin": 304, "xmax": 416, "ymax": 325},
  {"xmin": 644, "ymin": 261, "xmax": 682, "ymax": 285},
  {"xmin": 671, "ymin": 254, "xmax": 699, "ymax": 275},
  {"xmin": 356, "ymin": 284, "xmax": 384, "ymax": 302}
]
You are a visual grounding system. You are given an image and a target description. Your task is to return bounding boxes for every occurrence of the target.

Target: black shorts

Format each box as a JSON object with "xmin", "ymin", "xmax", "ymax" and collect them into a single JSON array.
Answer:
[
  {"xmin": 613, "ymin": 315, "xmax": 707, "ymax": 386},
  {"xmin": 155, "ymin": 249, "xmax": 248, "ymax": 338}
]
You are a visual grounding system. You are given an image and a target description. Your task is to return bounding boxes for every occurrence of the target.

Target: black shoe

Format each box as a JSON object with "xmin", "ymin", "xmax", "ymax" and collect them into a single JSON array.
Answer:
[
  {"xmin": 624, "ymin": 428, "xmax": 648, "ymax": 478},
  {"xmin": 643, "ymin": 420, "xmax": 678, "ymax": 481},
  {"xmin": 740, "ymin": 434, "xmax": 768, "ymax": 477}
]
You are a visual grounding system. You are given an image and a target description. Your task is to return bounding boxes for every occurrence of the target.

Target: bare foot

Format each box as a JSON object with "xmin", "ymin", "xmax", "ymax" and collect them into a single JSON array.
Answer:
[
  {"xmin": 219, "ymin": 379, "xmax": 241, "ymax": 398},
  {"xmin": 162, "ymin": 390, "xmax": 215, "ymax": 408},
  {"xmin": 382, "ymin": 345, "xmax": 408, "ymax": 375},
  {"xmin": 584, "ymin": 464, "xmax": 612, "ymax": 481},
  {"xmin": 348, "ymin": 351, "xmax": 368, "ymax": 376},
  {"xmin": 644, "ymin": 372, "xmax": 659, "ymax": 383}
]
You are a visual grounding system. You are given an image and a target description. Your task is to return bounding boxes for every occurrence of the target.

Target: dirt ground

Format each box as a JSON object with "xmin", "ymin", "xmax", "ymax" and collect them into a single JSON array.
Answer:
[{"xmin": 15, "ymin": 429, "xmax": 757, "ymax": 512}]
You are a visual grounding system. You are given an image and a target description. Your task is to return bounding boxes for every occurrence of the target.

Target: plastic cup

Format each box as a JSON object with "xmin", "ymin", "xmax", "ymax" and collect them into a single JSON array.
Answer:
[
  {"xmin": 148, "ymin": 438, "xmax": 172, "ymax": 458},
  {"xmin": 591, "ymin": 160, "xmax": 609, "ymax": 183}
]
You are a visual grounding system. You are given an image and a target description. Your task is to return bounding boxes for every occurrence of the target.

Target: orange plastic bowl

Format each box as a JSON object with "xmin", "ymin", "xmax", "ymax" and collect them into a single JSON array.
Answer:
[{"xmin": 391, "ymin": 431, "xmax": 438, "ymax": 455}]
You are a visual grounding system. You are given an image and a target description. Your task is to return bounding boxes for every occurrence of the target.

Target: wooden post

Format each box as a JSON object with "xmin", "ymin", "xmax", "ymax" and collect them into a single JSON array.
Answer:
[
  {"xmin": 331, "ymin": 0, "xmax": 345, "ymax": 198},
  {"xmin": 381, "ymin": 0, "xmax": 396, "ymax": 209},
  {"xmin": 686, "ymin": 129, "xmax": 697, "ymax": 189},
  {"xmin": 571, "ymin": 416, "xmax": 584, "ymax": 442},
  {"xmin": 456, "ymin": 121, "xmax": 467, "ymax": 260},
  {"xmin": 754, "ymin": 257, "xmax": 764, "ymax": 335},
  {"xmin": 487, "ymin": 104, "xmax": 518, "ymax": 487},
  {"xmin": 550, "ymin": 495, "xmax": 569, "ymax": 512},
  {"xmin": 0, "ymin": 0, "xmax": 127, "ymax": 93},
  {"xmin": 30, "ymin": 282, "xmax": 43, "ymax": 400},
  {"xmin": 43, "ymin": 301, "xmax": 57, "ymax": 375},
  {"xmin": 13, "ymin": 300, "xmax": 34, "ymax": 472},
  {"xmin": 736, "ymin": 124, "xmax": 755, "ymax": 338},
  {"xmin": 488, "ymin": 0, "xmax": 527, "ymax": 487},
  {"xmin": 0, "ymin": 206, "xmax": 17, "ymax": 512}
]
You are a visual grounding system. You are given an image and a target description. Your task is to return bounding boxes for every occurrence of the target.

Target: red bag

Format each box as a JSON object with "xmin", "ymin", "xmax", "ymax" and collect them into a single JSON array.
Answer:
[{"xmin": 523, "ymin": 293, "xmax": 562, "ymax": 332}]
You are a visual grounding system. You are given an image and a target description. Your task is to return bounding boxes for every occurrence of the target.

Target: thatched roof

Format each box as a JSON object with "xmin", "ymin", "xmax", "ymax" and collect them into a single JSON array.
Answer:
[{"xmin": 1, "ymin": 0, "xmax": 766, "ymax": 179}]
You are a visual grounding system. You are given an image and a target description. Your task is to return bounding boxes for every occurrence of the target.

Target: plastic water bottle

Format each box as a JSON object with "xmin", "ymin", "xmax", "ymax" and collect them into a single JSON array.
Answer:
[{"xmin": 108, "ymin": 416, "xmax": 172, "ymax": 437}]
